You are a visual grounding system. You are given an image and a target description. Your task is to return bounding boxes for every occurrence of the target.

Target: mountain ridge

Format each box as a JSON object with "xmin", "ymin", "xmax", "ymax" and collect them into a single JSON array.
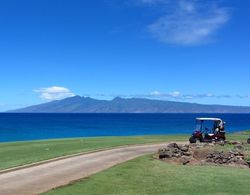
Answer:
[{"xmin": 8, "ymin": 96, "xmax": 250, "ymax": 113}]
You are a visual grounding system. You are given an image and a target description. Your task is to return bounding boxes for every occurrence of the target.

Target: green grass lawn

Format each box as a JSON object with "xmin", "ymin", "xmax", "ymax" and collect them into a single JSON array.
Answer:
[
  {"xmin": 0, "ymin": 131, "xmax": 248, "ymax": 171},
  {"xmin": 43, "ymin": 131, "xmax": 250, "ymax": 195},
  {"xmin": 44, "ymin": 155, "xmax": 250, "ymax": 195},
  {"xmin": 227, "ymin": 130, "xmax": 250, "ymax": 141},
  {"xmin": 0, "ymin": 135, "xmax": 186, "ymax": 170}
]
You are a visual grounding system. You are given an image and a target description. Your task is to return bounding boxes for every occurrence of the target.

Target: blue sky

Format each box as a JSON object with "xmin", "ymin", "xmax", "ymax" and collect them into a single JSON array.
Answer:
[{"xmin": 0, "ymin": 0, "xmax": 250, "ymax": 111}]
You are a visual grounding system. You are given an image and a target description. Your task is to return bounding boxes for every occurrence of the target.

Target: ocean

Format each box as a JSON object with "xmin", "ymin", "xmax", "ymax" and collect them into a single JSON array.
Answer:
[{"xmin": 0, "ymin": 113, "xmax": 250, "ymax": 142}]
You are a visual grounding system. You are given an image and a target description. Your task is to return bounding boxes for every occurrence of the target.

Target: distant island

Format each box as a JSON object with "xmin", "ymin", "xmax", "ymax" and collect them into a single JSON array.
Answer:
[{"xmin": 8, "ymin": 96, "xmax": 250, "ymax": 113}]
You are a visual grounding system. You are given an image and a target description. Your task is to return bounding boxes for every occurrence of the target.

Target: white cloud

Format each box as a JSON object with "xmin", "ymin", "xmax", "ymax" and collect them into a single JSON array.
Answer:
[
  {"xmin": 142, "ymin": 0, "xmax": 230, "ymax": 45},
  {"xmin": 147, "ymin": 91, "xmax": 233, "ymax": 100},
  {"xmin": 34, "ymin": 86, "xmax": 75, "ymax": 101},
  {"xmin": 150, "ymin": 91, "xmax": 182, "ymax": 98},
  {"xmin": 150, "ymin": 90, "xmax": 163, "ymax": 96},
  {"xmin": 206, "ymin": 93, "xmax": 214, "ymax": 97},
  {"xmin": 169, "ymin": 91, "xmax": 181, "ymax": 98}
]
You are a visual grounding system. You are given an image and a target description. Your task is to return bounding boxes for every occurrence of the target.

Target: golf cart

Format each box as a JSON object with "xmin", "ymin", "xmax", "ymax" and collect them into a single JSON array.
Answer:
[{"xmin": 189, "ymin": 118, "xmax": 226, "ymax": 143}]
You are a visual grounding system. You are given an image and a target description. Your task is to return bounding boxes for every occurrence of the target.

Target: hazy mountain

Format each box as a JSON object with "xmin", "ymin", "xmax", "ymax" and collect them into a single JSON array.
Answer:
[{"xmin": 8, "ymin": 96, "xmax": 250, "ymax": 113}]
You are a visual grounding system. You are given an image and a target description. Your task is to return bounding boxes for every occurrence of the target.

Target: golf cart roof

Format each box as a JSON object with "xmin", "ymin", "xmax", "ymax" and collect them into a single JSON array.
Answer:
[{"xmin": 196, "ymin": 118, "xmax": 222, "ymax": 121}]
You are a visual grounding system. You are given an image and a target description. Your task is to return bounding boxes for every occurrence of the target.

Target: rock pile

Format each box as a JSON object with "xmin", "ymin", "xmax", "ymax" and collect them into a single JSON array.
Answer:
[
  {"xmin": 226, "ymin": 141, "xmax": 242, "ymax": 145},
  {"xmin": 158, "ymin": 142, "xmax": 250, "ymax": 168},
  {"xmin": 158, "ymin": 143, "xmax": 192, "ymax": 165},
  {"xmin": 206, "ymin": 150, "xmax": 249, "ymax": 167}
]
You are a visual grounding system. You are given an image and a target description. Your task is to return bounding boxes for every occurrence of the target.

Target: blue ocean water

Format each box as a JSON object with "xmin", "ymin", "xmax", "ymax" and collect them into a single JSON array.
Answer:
[{"xmin": 0, "ymin": 113, "xmax": 250, "ymax": 142}]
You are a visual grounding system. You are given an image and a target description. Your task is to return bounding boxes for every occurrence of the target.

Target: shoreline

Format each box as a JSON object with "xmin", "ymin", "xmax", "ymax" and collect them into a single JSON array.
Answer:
[{"xmin": 0, "ymin": 128, "xmax": 248, "ymax": 143}]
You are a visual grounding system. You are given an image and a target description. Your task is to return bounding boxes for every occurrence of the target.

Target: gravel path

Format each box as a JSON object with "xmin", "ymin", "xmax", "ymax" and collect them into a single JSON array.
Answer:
[{"xmin": 0, "ymin": 143, "xmax": 170, "ymax": 195}]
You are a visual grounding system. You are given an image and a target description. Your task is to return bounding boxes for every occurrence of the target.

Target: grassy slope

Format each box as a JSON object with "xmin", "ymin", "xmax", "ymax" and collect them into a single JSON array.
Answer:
[
  {"xmin": 227, "ymin": 130, "xmax": 250, "ymax": 141},
  {"xmin": 0, "ymin": 135, "xmax": 186, "ymax": 170},
  {"xmin": 44, "ymin": 155, "xmax": 250, "ymax": 195},
  {"xmin": 44, "ymin": 132, "xmax": 250, "ymax": 195}
]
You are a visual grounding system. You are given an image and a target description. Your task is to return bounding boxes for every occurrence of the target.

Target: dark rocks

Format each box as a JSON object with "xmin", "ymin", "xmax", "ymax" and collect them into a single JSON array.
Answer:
[
  {"xmin": 190, "ymin": 143, "xmax": 210, "ymax": 148},
  {"xmin": 158, "ymin": 142, "xmax": 249, "ymax": 168},
  {"xmin": 158, "ymin": 143, "xmax": 191, "ymax": 165},
  {"xmin": 229, "ymin": 141, "xmax": 241, "ymax": 145},
  {"xmin": 179, "ymin": 145, "xmax": 189, "ymax": 152},
  {"xmin": 233, "ymin": 144, "xmax": 244, "ymax": 150},
  {"xmin": 214, "ymin": 141, "xmax": 225, "ymax": 146},
  {"xmin": 183, "ymin": 151, "xmax": 192, "ymax": 156},
  {"xmin": 168, "ymin": 143, "xmax": 179, "ymax": 148},
  {"xmin": 158, "ymin": 147, "xmax": 173, "ymax": 159},
  {"xmin": 181, "ymin": 156, "xmax": 190, "ymax": 165},
  {"xmin": 205, "ymin": 150, "xmax": 249, "ymax": 167}
]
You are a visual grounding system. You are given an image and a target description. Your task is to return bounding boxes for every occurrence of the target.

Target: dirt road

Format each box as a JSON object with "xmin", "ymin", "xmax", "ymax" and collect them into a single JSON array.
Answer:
[{"xmin": 0, "ymin": 143, "xmax": 170, "ymax": 195}]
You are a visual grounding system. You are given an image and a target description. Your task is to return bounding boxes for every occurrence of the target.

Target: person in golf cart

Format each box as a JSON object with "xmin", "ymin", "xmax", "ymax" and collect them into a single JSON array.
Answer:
[
  {"xmin": 213, "ymin": 120, "xmax": 225, "ymax": 134},
  {"xmin": 189, "ymin": 118, "xmax": 226, "ymax": 143}
]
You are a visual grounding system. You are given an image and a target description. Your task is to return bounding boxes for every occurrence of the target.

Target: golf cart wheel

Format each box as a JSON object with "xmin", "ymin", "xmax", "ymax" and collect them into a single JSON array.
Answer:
[
  {"xmin": 199, "ymin": 137, "xmax": 204, "ymax": 143},
  {"xmin": 219, "ymin": 137, "xmax": 225, "ymax": 141},
  {"xmin": 247, "ymin": 138, "xmax": 250, "ymax": 144},
  {"xmin": 189, "ymin": 136, "xmax": 197, "ymax": 143}
]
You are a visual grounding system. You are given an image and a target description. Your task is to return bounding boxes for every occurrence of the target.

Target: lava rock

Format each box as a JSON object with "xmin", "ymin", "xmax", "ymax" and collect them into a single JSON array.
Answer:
[
  {"xmin": 181, "ymin": 156, "xmax": 190, "ymax": 165},
  {"xmin": 158, "ymin": 143, "xmax": 190, "ymax": 160},
  {"xmin": 183, "ymin": 151, "xmax": 192, "ymax": 156},
  {"xmin": 168, "ymin": 143, "xmax": 179, "ymax": 148},
  {"xmin": 230, "ymin": 141, "xmax": 241, "ymax": 145},
  {"xmin": 179, "ymin": 145, "xmax": 189, "ymax": 152},
  {"xmin": 233, "ymin": 145, "xmax": 244, "ymax": 150}
]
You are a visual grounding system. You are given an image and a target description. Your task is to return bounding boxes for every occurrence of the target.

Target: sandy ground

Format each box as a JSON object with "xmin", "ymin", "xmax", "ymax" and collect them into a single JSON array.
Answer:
[{"xmin": 0, "ymin": 143, "xmax": 174, "ymax": 195}]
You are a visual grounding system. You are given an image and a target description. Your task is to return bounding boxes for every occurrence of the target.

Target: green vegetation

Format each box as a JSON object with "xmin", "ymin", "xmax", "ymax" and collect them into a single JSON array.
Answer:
[
  {"xmin": 1, "ymin": 131, "xmax": 249, "ymax": 171},
  {"xmin": 0, "ymin": 131, "xmax": 248, "ymax": 171},
  {"xmin": 0, "ymin": 135, "xmax": 186, "ymax": 170},
  {"xmin": 44, "ymin": 155, "xmax": 250, "ymax": 195},
  {"xmin": 227, "ymin": 130, "xmax": 250, "ymax": 141},
  {"xmin": 43, "ymin": 131, "xmax": 250, "ymax": 195}
]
